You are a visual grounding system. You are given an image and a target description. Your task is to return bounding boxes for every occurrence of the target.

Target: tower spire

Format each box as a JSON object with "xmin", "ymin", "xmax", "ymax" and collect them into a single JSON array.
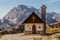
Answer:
[{"xmin": 41, "ymin": 4, "xmax": 47, "ymax": 35}]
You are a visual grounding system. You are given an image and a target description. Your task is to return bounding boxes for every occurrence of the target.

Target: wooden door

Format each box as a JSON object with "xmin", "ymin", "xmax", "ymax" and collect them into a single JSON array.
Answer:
[{"xmin": 32, "ymin": 25, "xmax": 36, "ymax": 34}]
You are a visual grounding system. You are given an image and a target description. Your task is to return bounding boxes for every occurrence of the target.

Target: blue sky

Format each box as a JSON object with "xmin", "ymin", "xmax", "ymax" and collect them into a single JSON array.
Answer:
[{"xmin": 0, "ymin": 0, "xmax": 60, "ymax": 19}]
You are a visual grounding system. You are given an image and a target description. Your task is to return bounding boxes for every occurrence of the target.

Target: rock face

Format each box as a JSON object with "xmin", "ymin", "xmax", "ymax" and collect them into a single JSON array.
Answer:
[
  {"xmin": 1, "ymin": 5, "xmax": 57, "ymax": 30},
  {"xmin": 2, "ymin": 5, "xmax": 38, "ymax": 24},
  {"xmin": 51, "ymin": 12, "xmax": 60, "ymax": 22}
]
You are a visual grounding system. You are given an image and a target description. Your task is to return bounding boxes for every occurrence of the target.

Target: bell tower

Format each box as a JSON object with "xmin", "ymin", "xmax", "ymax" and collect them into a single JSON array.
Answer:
[{"xmin": 41, "ymin": 5, "xmax": 47, "ymax": 34}]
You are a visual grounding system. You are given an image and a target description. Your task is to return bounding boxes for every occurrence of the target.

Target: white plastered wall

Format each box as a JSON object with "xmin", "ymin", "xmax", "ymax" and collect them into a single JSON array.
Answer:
[{"xmin": 24, "ymin": 23, "xmax": 44, "ymax": 31}]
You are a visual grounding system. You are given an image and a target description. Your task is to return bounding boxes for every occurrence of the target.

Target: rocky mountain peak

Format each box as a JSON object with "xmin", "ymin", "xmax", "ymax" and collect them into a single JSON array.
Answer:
[{"xmin": 0, "ymin": 5, "xmax": 58, "ymax": 30}]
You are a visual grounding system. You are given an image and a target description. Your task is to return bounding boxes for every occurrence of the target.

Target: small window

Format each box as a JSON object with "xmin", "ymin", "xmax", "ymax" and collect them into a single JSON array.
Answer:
[
  {"xmin": 59, "ymin": 25, "xmax": 60, "ymax": 27},
  {"xmin": 39, "ymin": 26, "xmax": 41, "ymax": 28},
  {"xmin": 29, "ymin": 28, "xmax": 31, "ymax": 29},
  {"xmin": 56, "ymin": 26, "xmax": 57, "ymax": 28}
]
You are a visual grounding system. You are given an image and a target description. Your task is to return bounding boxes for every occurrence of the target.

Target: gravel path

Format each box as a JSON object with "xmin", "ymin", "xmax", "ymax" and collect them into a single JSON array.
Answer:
[{"xmin": 0, "ymin": 33, "xmax": 59, "ymax": 40}]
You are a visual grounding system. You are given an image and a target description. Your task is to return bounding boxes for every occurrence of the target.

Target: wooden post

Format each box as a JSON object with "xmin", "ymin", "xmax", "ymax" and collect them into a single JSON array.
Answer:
[{"xmin": 41, "ymin": 5, "xmax": 47, "ymax": 35}]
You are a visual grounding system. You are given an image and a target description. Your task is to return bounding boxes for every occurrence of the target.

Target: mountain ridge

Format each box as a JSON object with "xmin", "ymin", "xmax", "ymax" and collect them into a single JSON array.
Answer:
[{"xmin": 0, "ymin": 5, "xmax": 59, "ymax": 30}]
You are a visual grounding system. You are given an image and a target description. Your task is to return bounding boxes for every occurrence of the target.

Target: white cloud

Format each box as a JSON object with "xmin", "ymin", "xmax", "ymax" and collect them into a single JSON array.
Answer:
[{"xmin": 47, "ymin": 0, "xmax": 60, "ymax": 3}]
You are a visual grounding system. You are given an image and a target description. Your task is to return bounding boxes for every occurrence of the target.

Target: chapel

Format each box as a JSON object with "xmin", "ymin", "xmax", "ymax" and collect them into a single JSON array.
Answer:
[{"xmin": 22, "ymin": 5, "xmax": 47, "ymax": 34}]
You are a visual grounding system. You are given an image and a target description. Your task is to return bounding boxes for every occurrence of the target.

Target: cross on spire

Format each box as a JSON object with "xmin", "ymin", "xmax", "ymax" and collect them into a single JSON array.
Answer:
[{"xmin": 32, "ymin": 16, "xmax": 36, "ymax": 21}]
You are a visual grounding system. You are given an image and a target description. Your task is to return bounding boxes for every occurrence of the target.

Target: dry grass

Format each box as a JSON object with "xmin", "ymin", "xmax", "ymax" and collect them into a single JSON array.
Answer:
[
  {"xmin": 0, "ymin": 33, "xmax": 60, "ymax": 40},
  {"xmin": 46, "ymin": 28, "xmax": 60, "ymax": 34}
]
